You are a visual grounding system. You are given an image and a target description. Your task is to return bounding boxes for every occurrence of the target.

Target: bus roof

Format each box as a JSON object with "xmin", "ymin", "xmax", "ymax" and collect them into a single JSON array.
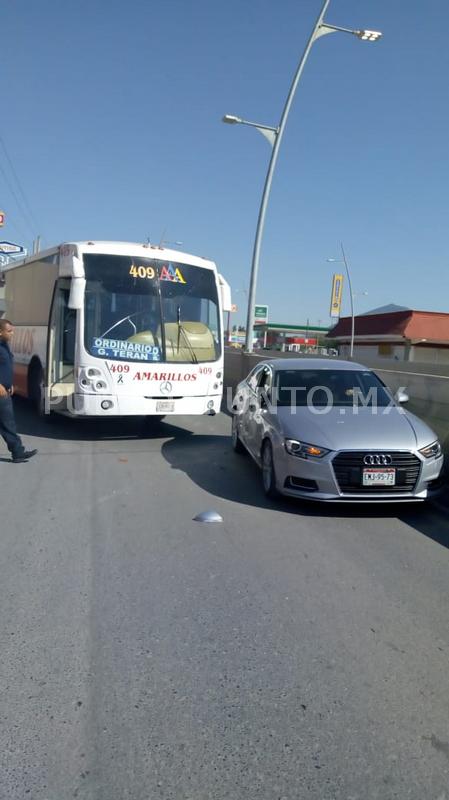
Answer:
[{"xmin": 1, "ymin": 240, "xmax": 217, "ymax": 273}]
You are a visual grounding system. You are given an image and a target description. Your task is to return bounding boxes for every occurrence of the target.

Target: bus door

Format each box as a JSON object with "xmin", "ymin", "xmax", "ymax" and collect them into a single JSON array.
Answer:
[{"xmin": 47, "ymin": 279, "xmax": 76, "ymax": 409}]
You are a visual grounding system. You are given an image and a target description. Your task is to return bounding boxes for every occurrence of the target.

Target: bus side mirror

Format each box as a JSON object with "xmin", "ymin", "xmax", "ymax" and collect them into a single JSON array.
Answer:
[
  {"xmin": 68, "ymin": 277, "xmax": 86, "ymax": 310},
  {"xmin": 218, "ymin": 273, "xmax": 232, "ymax": 312}
]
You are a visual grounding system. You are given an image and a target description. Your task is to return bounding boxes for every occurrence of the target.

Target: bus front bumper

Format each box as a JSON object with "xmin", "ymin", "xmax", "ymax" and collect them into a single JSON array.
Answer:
[{"xmin": 72, "ymin": 393, "xmax": 222, "ymax": 417}]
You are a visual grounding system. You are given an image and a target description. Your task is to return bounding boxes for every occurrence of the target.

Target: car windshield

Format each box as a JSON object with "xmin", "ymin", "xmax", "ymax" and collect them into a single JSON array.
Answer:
[{"xmin": 272, "ymin": 368, "xmax": 392, "ymax": 407}]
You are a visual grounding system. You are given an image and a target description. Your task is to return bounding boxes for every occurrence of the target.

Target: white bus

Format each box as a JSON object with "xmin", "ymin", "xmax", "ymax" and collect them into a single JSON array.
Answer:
[{"xmin": 3, "ymin": 240, "xmax": 232, "ymax": 418}]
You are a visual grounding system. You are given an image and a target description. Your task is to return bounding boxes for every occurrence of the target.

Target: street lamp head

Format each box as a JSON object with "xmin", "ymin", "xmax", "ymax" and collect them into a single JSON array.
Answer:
[
  {"xmin": 222, "ymin": 114, "xmax": 242, "ymax": 124},
  {"xmin": 356, "ymin": 29, "xmax": 382, "ymax": 42}
]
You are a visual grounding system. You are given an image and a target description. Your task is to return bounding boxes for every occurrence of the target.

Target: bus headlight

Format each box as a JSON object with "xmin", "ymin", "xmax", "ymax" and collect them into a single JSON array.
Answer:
[{"xmin": 77, "ymin": 366, "xmax": 110, "ymax": 393}]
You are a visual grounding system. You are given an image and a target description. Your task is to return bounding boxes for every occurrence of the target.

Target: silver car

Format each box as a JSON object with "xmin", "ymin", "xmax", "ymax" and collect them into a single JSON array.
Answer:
[{"xmin": 231, "ymin": 358, "xmax": 444, "ymax": 502}]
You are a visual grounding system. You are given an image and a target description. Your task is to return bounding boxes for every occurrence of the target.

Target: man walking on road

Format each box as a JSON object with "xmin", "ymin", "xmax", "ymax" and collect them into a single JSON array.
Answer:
[{"xmin": 0, "ymin": 319, "xmax": 37, "ymax": 463}]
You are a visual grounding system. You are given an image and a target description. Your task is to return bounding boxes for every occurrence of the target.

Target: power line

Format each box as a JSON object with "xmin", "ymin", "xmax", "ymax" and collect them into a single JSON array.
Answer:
[
  {"xmin": 0, "ymin": 159, "xmax": 36, "ymax": 242},
  {"xmin": 0, "ymin": 133, "xmax": 43, "ymax": 235},
  {"xmin": 0, "ymin": 132, "xmax": 44, "ymax": 245},
  {"xmin": 0, "ymin": 208, "xmax": 28, "ymax": 243}
]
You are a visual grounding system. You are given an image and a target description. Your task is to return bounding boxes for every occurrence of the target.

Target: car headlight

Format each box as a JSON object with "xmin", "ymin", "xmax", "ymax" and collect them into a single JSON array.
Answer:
[
  {"xmin": 419, "ymin": 440, "xmax": 442, "ymax": 459},
  {"xmin": 284, "ymin": 439, "xmax": 329, "ymax": 459}
]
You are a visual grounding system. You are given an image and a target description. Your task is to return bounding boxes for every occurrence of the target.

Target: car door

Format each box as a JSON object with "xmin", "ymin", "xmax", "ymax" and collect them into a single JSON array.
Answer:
[
  {"xmin": 245, "ymin": 365, "xmax": 273, "ymax": 459},
  {"xmin": 238, "ymin": 365, "xmax": 265, "ymax": 450}
]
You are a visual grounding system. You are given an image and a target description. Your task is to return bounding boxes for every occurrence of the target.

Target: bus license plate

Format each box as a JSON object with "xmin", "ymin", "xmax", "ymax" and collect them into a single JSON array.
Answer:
[
  {"xmin": 362, "ymin": 468, "xmax": 396, "ymax": 486},
  {"xmin": 156, "ymin": 401, "xmax": 175, "ymax": 413}
]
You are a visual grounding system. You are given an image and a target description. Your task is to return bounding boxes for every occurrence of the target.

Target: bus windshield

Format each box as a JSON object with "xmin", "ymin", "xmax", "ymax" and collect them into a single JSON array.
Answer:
[{"xmin": 83, "ymin": 254, "xmax": 220, "ymax": 364}]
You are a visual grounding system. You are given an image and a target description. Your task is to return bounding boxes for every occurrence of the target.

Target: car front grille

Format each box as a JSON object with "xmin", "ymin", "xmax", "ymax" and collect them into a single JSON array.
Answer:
[{"xmin": 332, "ymin": 451, "xmax": 421, "ymax": 494}]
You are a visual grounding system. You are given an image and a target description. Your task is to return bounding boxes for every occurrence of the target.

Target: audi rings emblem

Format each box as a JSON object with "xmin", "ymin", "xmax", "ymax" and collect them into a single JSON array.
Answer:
[
  {"xmin": 160, "ymin": 381, "xmax": 173, "ymax": 395},
  {"xmin": 363, "ymin": 454, "xmax": 392, "ymax": 466}
]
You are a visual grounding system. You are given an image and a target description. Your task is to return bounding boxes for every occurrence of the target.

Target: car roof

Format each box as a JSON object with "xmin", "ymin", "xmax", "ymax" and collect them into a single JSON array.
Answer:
[{"xmin": 258, "ymin": 358, "xmax": 369, "ymax": 372}]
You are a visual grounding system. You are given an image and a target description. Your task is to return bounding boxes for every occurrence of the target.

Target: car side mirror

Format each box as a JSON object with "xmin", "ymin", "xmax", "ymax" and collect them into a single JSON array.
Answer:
[{"xmin": 396, "ymin": 390, "xmax": 409, "ymax": 404}]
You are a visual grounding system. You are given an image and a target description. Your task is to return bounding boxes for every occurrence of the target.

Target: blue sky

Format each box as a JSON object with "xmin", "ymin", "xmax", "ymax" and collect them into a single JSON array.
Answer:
[{"xmin": 1, "ymin": 0, "xmax": 449, "ymax": 327}]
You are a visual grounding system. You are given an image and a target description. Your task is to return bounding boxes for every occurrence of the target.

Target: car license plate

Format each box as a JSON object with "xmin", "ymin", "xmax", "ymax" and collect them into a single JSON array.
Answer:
[
  {"xmin": 156, "ymin": 401, "xmax": 175, "ymax": 413},
  {"xmin": 362, "ymin": 468, "xmax": 396, "ymax": 486}
]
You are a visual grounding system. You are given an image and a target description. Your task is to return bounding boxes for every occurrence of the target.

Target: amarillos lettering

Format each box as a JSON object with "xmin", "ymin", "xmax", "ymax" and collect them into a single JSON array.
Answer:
[{"xmin": 133, "ymin": 372, "xmax": 198, "ymax": 382}]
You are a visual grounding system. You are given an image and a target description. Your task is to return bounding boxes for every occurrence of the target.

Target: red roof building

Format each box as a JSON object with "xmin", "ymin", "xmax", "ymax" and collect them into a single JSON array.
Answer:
[{"xmin": 328, "ymin": 309, "xmax": 449, "ymax": 364}]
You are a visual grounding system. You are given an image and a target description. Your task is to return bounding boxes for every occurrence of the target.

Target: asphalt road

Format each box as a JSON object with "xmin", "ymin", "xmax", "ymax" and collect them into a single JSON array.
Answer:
[{"xmin": 1, "ymin": 400, "xmax": 449, "ymax": 800}]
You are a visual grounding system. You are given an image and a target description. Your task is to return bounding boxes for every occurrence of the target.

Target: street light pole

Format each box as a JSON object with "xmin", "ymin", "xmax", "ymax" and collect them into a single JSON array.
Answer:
[
  {"xmin": 222, "ymin": 4, "xmax": 381, "ymax": 354},
  {"xmin": 244, "ymin": 0, "xmax": 332, "ymax": 353},
  {"xmin": 327, "ymin": 246, "xmax": 368, "ymax": 359},
  {"xmin": 222, "ymin": 116, "xmax": 278, "ymax": 147},
  {"xmin": 340, "ymin": 243, "xmax": 355, "ymax": 358}
]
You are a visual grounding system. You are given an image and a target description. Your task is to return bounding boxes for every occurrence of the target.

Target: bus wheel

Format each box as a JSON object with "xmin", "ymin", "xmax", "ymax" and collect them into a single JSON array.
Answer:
[{"xmin": 28, "ymin": 362, "xmax": 46, "ymax": 417}]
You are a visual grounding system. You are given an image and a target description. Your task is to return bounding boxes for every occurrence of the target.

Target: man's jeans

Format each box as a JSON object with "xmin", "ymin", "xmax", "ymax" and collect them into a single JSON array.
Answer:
[{"xmin": 0, "ymin": 396, "xmax": 24, "ymax": 458}]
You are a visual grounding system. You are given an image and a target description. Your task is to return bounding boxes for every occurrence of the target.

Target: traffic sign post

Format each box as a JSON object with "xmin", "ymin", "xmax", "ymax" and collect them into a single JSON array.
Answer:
[
  {"xmin": 0, "ymin": 241, "xmax": 25, "ymax": 255},
  {"xmin": 329, "ymin": 273, "xmax": 344, "ymax": 318},
  {"xmin": 226, "ymin": 304, "xmax": 239, "ymax": 343},
  {"xmin": 254, "ymin": 304, "xmax": 269, "ymax": 325},
  {"xmin": 253, "ymin": 304, "xmax": 269, "ymax": 349}
]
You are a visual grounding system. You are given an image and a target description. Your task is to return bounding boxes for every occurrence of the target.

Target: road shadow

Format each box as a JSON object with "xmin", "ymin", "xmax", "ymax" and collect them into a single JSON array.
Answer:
[
  {"xmin": 12, "ymin": 396, "xmax": 194, "ymax": 443},
  {"xmin": 12, "ymin": 397, "xmax": 449, "ymax": 545},
  {"xmin": 162, "ymin": 429, "xmax": 449, "ymax": 536},
  {"xmin": 163, "ymin": 431, "xmax": 300, "ymax": 515}
]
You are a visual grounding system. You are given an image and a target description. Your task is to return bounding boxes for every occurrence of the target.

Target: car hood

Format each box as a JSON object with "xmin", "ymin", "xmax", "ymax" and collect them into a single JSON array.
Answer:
[{"xmin": 275, "ymin": 405, "xmax": 437, "ymax": 452}]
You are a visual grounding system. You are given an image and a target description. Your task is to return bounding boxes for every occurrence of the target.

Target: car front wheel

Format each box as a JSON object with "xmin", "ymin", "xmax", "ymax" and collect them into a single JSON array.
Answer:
[{"xmin": 262, "ymin": 440, "xmax": 279, "ymax": 499}]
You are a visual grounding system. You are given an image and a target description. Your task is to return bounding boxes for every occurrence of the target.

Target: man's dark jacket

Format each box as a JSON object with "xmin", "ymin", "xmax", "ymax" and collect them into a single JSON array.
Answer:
[{"xmin": 0, "ymin": 340, "xmax": 14, "ymax": 391}]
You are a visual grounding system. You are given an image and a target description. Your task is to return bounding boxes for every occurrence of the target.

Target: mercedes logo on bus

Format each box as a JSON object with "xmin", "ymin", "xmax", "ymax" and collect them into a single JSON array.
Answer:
[
  {"xmin": 160, "ymin": 381, "xmax": 173, "ymax": 395},
  {"xmin": 363, "ymin": 454, "xmax": 392, "ymax": 466}
]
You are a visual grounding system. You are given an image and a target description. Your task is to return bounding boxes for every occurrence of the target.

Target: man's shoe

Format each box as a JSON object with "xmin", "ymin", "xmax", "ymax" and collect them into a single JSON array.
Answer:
[{"xmin": 12, "ymin": 449, "xmax": 38, "ymax": 463}]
